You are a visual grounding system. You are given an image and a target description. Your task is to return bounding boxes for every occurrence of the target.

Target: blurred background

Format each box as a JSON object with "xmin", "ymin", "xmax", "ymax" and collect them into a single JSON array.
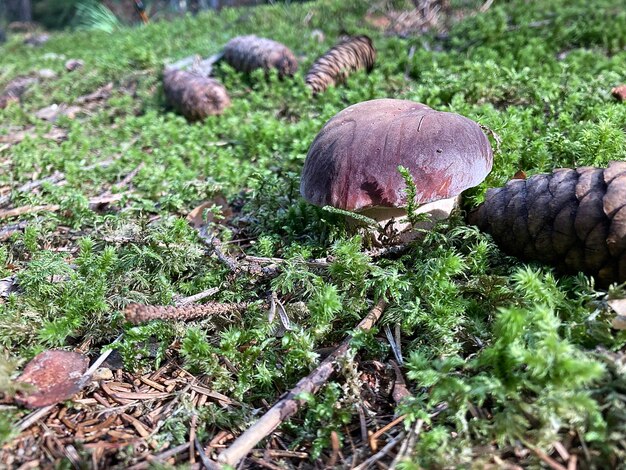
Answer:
[{"xmin": 0, "ymin": 0, "xmax": 307, "ymax": 31}]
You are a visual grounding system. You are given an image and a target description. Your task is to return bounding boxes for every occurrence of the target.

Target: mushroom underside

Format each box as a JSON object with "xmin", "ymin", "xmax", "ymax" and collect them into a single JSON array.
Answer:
[{"xmin": 349, "ymin": 195, "xmax": 459, "ymax": 244}]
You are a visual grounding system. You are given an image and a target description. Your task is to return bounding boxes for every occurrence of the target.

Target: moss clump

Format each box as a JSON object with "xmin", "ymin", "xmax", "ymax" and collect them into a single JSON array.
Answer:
[{"xmin": 1, "ymin": 0, "xmax": 625, "ymax": 467}]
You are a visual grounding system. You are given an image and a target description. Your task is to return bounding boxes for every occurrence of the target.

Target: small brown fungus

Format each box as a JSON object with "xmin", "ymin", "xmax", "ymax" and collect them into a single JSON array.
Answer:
[
  {"xmin": 163, "ymin": 68, "xmax": 231, "ymax": 121},
  {"xmin": 468, "ymin": 161, "xmax": 626, "ymax": 287},
  {"xmin": 300, "ymin": 99, "xmax": 493, "ymax": 244},
  {"xmin": 222, "ymin": 35, "xmax": 298, "ymax": 77}
]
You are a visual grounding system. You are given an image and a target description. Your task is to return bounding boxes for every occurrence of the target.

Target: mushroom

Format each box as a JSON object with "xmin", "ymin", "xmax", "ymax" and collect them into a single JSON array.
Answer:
[{"xmin": 300, "ymin": 99, "xmax": 493, "ymax": 244}]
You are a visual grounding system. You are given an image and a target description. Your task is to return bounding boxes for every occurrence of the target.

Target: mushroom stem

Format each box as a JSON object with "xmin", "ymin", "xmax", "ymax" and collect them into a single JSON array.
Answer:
[{"xmin": 356, "ymin": 195, "xmax": 459, "ymax": 245}]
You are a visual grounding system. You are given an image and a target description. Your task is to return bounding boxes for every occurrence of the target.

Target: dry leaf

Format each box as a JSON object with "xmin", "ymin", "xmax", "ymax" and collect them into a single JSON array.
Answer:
[
  {"xmin": 23, "ymin": 33, "xmax": 50, "ymax": 46},
  {"xmin": 513, "ymin": 169, "xmax": 527, "ymax": 179},
  {"xmin": 35, "ymin": 104, "xmax": 82, "ymax": 122},
  {"xmin": 186, "ymin": 195, "xmax": 231, "ymax": 229},
  {"xmin": 0, "ymin": 76, "xmax": 37, "ymax": 109},
  {"xmin": 15, "ymin": 350, "xmax": 89, "ymax": 408},
  {"xmin": 608, "ymin": 298, "xmax": 626, "ymax": 329},
  {"xmin": 608, "ymin": 298, "xmax": 626, "ymax": 316}
]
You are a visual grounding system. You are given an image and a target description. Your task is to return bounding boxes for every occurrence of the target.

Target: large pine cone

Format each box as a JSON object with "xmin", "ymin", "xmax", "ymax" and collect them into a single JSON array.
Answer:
[
  {"xmin": 222, "ymin": 35, "xmax": 298, "ymax": 77},
  {"xmin": 468, "ymin": 162, "xmax": 626, "ymax": 287},
  {"xmin": 305, "ymin": 36, "xmax": 376, "ymax": 94},
  {"xmin": 163, "ymin": 69, "xmax": 231, "ymax": 121}
]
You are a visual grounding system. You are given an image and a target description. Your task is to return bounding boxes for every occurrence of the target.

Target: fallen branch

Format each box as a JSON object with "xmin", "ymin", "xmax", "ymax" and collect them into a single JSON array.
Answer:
[
  {"xmin": 0, "ymin": 171, "xmax": 64, "ymax": 208},
  {"xmin": 99, "ymin": 162, "xmax": 145, "ymax": 198},
  {"xmin": 175, "ymin": 287, "xmax": 220, "ymax": 307},
  {"xmin": 529, "ymin": 446, "xmax": 568, "ymax": 470},
  {"xmin": 0, "ymin": 156, "xmax": 123, "ymax": 209},
  {"xmin": 0, "ymin": 204, "xmax": 60, "ymax": 219},
  {"xmin": 124, "ymin": 301, "xmax": 249, "ymax": 324},
  {"xmin": 0, "ymin": 194, "xmax": 126, "ymax": 220},
  {"xmin": 354, "ymin": 431, "xmax": 405, "ymax": 470},
  {"xmin": 218, "ymin": 299, "xmax": 388, "ymax": 466},
  {"xmin": 0, "ymin": 221, "xmax": 28, "ymax": 241},
  {"xmin": 165, "ymin": 52, "xmax": 224, "ymax": 78},
  {"xmin": 243, "ymin": 255, "xmax": 331, "ymax": 269}
]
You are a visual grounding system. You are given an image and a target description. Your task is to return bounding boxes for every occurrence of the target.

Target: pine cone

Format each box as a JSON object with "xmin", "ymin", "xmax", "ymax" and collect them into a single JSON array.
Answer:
[
  {"xmin": 468, "ymin": 162, "xmax": 626, "ymax": 286},
  {"xmin": 163, "ymin": 69, "xmax": 231, "ymax": 121},
  {"xmin": 222, "ymin": 35, "xmax": 298, "ymax": 77},
  {"xmin": 305, "ymin": 36, "xmax": 376, "ymax": 94},
  {"xmin": 0, "ymin": 76, "xmax": 37, "ymax": 109}
]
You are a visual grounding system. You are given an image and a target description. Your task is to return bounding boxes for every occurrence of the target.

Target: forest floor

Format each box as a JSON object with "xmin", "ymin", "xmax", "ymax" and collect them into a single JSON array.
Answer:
[{"xmin": 0, "ymin": 0, "xmax": 625, "ymax": 468}]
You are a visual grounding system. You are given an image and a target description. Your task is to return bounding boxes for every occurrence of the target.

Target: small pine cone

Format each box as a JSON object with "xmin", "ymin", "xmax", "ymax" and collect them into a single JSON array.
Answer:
[
  {"xmin": 305, "ymin": 36, "xmax": 376, "ymax": 94},
  {"xmin": 163, "ymin": 69, "xmax": 231, "ymax": 121},
  {"xmin": 468, "ymin": 161, "xmax": 626, "ymax": 287},
  {"xmin": 222, "ymin": 35, "xmax": 298, "ymax": 77},
  {"xmin": 125, "ymin": 302, "xmax": 249, "ymax": 324}
]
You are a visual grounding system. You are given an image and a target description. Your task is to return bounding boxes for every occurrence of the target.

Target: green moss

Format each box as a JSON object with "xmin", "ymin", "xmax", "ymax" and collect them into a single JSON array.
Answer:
[{"xmin": 1, "ymin": 0, "xmax": 625, "ymax": 466}]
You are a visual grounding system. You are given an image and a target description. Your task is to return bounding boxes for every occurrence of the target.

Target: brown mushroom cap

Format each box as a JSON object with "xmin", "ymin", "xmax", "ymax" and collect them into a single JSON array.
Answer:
[{"xmin": 300, "ymin": 99, "xmax": 493, "ymax": 212}]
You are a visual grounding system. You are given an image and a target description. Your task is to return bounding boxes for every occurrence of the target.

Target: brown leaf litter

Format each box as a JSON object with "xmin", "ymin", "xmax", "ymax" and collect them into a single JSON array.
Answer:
[{"xmin": 1, "ymin": 360, "xmax": 239, "ymax": 468}]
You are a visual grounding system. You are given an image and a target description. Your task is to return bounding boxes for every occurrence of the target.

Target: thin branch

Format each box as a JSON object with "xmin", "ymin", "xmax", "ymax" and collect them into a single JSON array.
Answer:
[
  {"xmin": 354, "ymin": 432, "xmax": 406, "ymax": 470},
  {"xmin": 0, "ymin": 194, "xmax": 126, "ymax": 220},
  {"xmin": 0, "ymin": 221, "xmax": 28, "ymax": 241},
  {"xmin": 0, "ymin": 204, "xmax": 60, "ymax": 219},
  {"xmin": 218, "ymin": 299, "xmax": 388, "ymax": 466},
  {"xmin": 243, "ymin": 255, "xmax": 331, "ymax": 269},
  {"xmin": 175, "ymin": 287, "xmax": 220, "ymax": 307},
  {"xmin": 369, "ymin": 414, "xmax": 406, "ymax": 447},
  {"xmin": 195, "ymin": 436, "xmax": 221, "ymax": 470},
  {"xmin": 126, "ymin": 443, "xmax": 191, "ymax": 470},
  {"xmin": 0, "ymin": 157, "xmax": 119, "ymax": 209},
  {"xmin": 99, "ymin": 162, "xmax": 145, "ymax": 198},
  {"xmin": 391, "ymin": 360, "xmax": 413, "ymax": 405},
  {"xmin": 530, "ymin": 446, "xmax": 568, "ymax": 470},
  {"xmin": 0, "ymin": 171, "xmax": 64, "ymax": 208},
  {"xmin": 480, "ymin": 0, "xmax": 495, "ymax": 13}
]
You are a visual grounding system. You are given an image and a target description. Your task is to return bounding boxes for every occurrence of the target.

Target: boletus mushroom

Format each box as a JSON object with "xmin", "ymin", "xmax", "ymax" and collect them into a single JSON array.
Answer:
[{"xmin": 300, "ymin": 99, "xmax": 493, "ymax": 244}]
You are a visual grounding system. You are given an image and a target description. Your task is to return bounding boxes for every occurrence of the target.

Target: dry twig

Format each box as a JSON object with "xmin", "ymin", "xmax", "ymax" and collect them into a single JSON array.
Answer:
[
  {"xmin": 355, "ymin": 431, "xmax": 406, "ymax": 470},
  {"xmin": 218, "ymin": 299, "xmax": 388, "ymax": 466}
]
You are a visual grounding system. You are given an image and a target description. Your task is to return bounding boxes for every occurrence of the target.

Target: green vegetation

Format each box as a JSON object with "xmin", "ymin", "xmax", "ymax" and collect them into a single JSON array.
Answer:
[{"xmin": 1, "ymin": 0, "xmax": 625, "ymax": 467}]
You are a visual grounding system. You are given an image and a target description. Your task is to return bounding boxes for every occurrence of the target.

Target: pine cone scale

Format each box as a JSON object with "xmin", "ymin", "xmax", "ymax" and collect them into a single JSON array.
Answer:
[
  {"xmin": 607, "ymin": 207, "xmax": 626, "ymax": 255},
  {"xmin": 603, "ymin": 174, "xmax": 626, "ymax": 217}
]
